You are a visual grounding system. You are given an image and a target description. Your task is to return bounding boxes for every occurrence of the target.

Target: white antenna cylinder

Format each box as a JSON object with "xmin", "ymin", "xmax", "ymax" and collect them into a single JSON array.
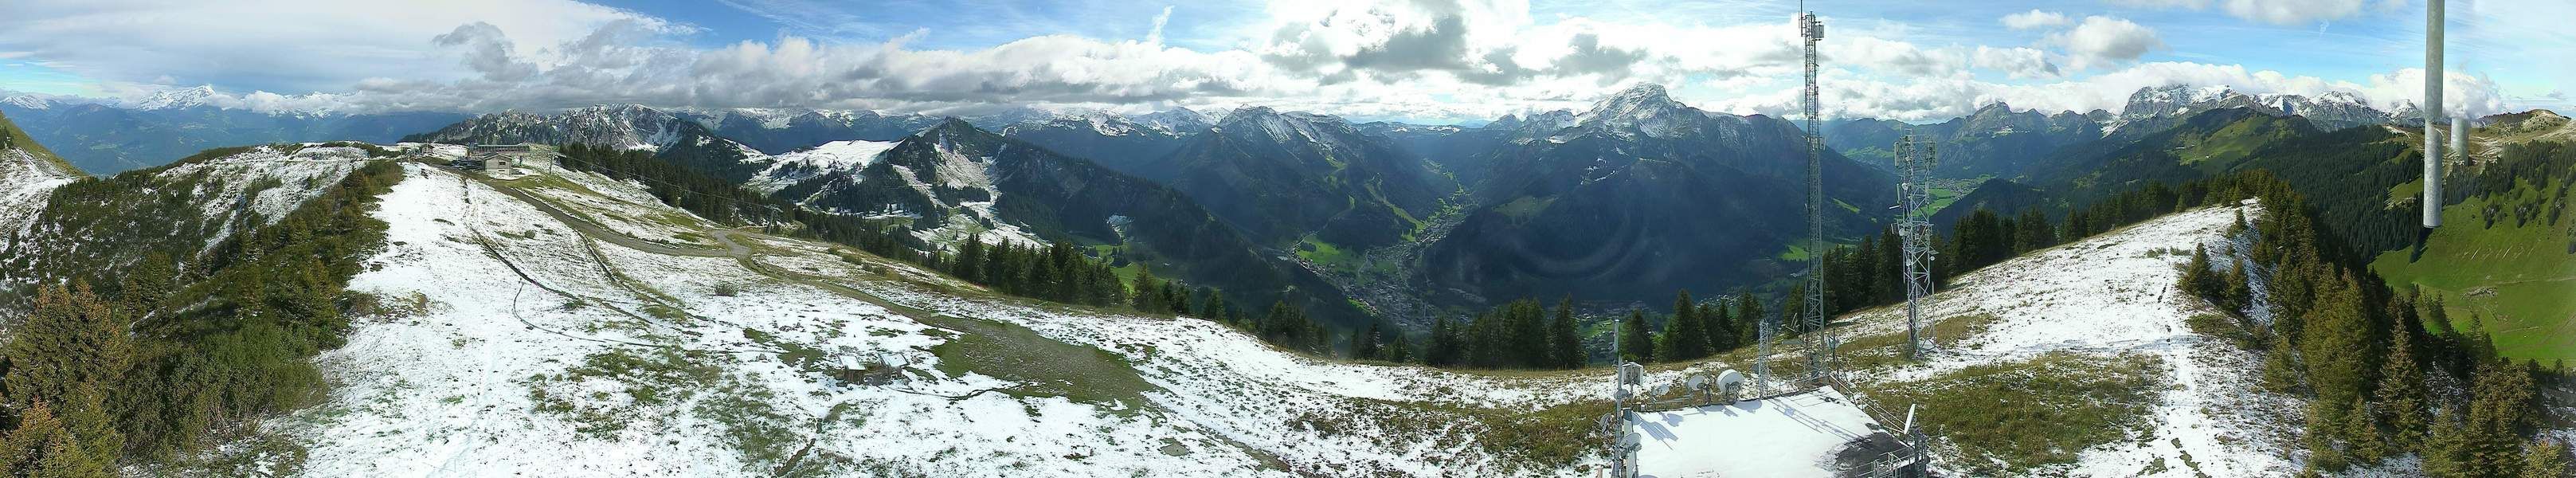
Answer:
[
  {"xmin": 2452, "ymin": 116, "xmax": 2469, "ymax": 161},
  {"xmin": 2422, "ymin": 0, "xmax": 2445, "ymax": 228}
]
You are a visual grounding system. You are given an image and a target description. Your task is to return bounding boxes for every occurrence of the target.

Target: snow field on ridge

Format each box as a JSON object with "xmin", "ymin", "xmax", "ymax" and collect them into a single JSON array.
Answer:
[
  {"xmin": 1839, "ymin": 202, "xmax": 2300, "ymax": 476},
  {"xmin": 286, "ymin": 163, "xmax": 1282, "ymax": 476}
]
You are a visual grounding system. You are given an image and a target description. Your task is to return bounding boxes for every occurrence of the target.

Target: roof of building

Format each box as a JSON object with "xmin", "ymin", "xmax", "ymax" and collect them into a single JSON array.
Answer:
[{"xmin": 1625, "ymin": 386, "xmax": 1906, "ymax": 478}]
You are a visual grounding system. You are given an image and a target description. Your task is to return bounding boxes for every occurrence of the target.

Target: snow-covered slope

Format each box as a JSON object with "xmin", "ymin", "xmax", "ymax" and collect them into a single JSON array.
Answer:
[
  {"xmin": 746, "ymin": 140, "xmax": 897, "ymax": 194},
  {"xmin": 1838, "ymin": 202, "xmax": 2299, "ymax": 476},
  {"xmin": 0, "ymin": 128, "xmax": 84, "ymax": 280},
  {"xmin": 275, "ymin": 157, "xmax": 1631, "ymax": 476},
  {"xmin": 2, "ymin": 143, "xmax": 381, "ymax": 282}
]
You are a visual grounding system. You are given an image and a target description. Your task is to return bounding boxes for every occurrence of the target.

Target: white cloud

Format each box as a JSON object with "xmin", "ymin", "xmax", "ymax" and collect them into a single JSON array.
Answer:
[
  {"xmin": 2000, "ymin": 10, "xmax": 2069, "ymax": 29},
  {"xmin": 1971, "ymin": 46, "xmax": 2061, "ymax": 79},
  {"xmin": 2111, "ymin": 0, "xmax": 2378, "ymax": 25},
  {"xmin": 2049, "ymin": 16, "xmax": 2164, "ymax": 70},
  {"xmin": 0, "ymin": 0, "xmax": 2535, "ymax": 124},
  {"xmin": 0, "ymin": 0, "xmax": 666, "ymax": 93}
]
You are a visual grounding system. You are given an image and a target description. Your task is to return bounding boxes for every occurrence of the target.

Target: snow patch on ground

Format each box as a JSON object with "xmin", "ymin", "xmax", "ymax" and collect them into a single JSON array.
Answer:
[
  {"xmin": 277, "ymin": 159, "xmax": 1662, "ymax": 476},
  {"xmin": 285, "ymin": 164, "xmax": 1278, "ymax": 476},
  {"xmin": 1842, "ymin": 202, "xmax": 2301, "ymax": 477}
]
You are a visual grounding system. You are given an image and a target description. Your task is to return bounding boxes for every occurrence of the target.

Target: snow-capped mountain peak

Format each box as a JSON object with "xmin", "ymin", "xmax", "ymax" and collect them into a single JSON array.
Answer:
[
  {"xmin": 2, "ymin": 95, "xmax": 57, "ymax": 111},
  {"xmin": 1576, "ymin": 83, "xmax": 1698, "ymax": 138},
  {"xmin": 128, "ymin": 84, "xmax": 222, "ymax": 111},
  {"xmin": 2110, "ymin": 84, "xmax": 2398, "ymax": 133},
  {"xmin": 1131, "ymin": 107, "xmax": 1218, "ymax": 133}
]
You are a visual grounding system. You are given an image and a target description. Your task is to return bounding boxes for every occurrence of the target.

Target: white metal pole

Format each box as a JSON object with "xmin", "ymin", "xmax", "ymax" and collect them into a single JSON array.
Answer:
[{"xmin": 2423, "ymin": 0, "xmax": 2445, "ymax": 228}]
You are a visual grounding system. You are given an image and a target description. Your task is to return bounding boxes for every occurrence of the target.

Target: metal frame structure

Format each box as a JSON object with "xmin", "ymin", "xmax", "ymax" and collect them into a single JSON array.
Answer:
[
  {"xmin": 1795, "ymin": 0, "xmax": 1836, "ymax": 382},
  {"xmin": 1893, "ymin": 133, "xmax": 1937, "ymax": 359}
]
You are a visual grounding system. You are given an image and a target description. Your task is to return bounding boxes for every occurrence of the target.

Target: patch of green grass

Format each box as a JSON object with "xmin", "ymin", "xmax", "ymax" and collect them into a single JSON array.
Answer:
[
  {"xmin": 1444, "ymin": 400, "xmax": 1615, "ymax": 469},
  {"xmin": 1493, "ymin": 196, "xmax": 1556, "ymax": 223},
  {"xmin": 922, "ymin": 315, "xmax": 1159, "ymax": 409},
  {"xmin": 1857, "ymin": 352, "xmax": 2167, "ymax": 476},
  {"xmin": 2185, "ymin": 313, "xmax": 2261, "ymax": 350},
  {"xmin": 2370, "ymin": 182, "xmax": 2576, "ymax": 361},
  {"xmin": 1295, "ymin": 237, "xmax": 1355, "ymax": 268},
  {"xmin": 1840, "ymin": 314, "xmax": 2000, "ymax": 370},
  {"xmin": 1778, "ymin": 243, "xmax": 1811, "ymax": 261}
]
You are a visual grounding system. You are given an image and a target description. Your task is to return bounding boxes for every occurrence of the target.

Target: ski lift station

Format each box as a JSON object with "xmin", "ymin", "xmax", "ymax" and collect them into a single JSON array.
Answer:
[{"xmin": 450, "ymin": 143, "xmax": 546, "ymax": 178}]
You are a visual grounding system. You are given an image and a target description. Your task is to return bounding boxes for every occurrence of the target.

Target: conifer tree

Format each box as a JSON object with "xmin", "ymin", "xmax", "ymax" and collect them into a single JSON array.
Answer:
[
  {"xmin": 1200, "ymin": 290, "xmax": 1227, "ymax": 321},
  {"xmin": 2375, "ymin": 319, "xmax": 2432, "ymax": 453},
  {"xmin": 1704, "ymin": 300, "xmax": 1736, "ymax": 353},
  {"xmin": 2523, "ymin": 440, "xmax": 2570, "ymax": 478},
  {"xmin": 2223, "ymin": 257, "xmax": 2253, "ymax": 314},
  {"xmin": 1508, "ymin": 300, "xmax": 1548, "ymax": 368},
  {"xmin": 2466, "ymin": 358, "xmax": 2539, "ymax": 472},
  {"xmin": 1619, "ymin": 311, "xmax": 1653, "ymax": 363},
  {"xmin": 35, "ymin": 436, "xmax": 109, "ymax": 478},
  {"xmin": 2343, "ymin": 397, "xmax": 2386, "ymax": 465},
  {"xmin": 2422, "ymin": 407, "xmax": 2475, "ymax": 478},
  {"xmin": 2181, "ymin": 245, "xmax": 2214, "ymax": 300},
  {"xmin": 1131, "ymin": 267, "xmax": 1162, "ymax": 312},
  {"xmin": 2261, "ymin": 329, "xmax": 2306, "ymax": 394},
  {"xmin": 2013, "ymin": 209, "xmax": 2055, "ymax": 253},
  {"xmin": 1388, "ymin": 333, "xmax": 1413, "ymax": 363},
  {"xmin": 1734, "ymin": 292, "xmax": 1764, "ymax": 343},
  {"xmin": 1549, "ymin": 298, "xmax": 1583, "ymax": 369},
  {"xmin": 1425, "ymin": 316, "xmax": 1459, "ymax": 366},
  {"xmin": 1351, "ymin": 323, "xmax": 1381, "ymax": 361},
  {"xmin": 1662, "ymin": 292, "xmax": 1709, "ymax": 361},
  {"xmin": 0, "ymin": 401, "xmax": 114, "ymax": 478},
  {"xmin": 1163, "ymin": 283, "xmax": 1190, "ymax": 315},
  {"xmin": 3, "ymin": 284, "xmax": 130, "ymax": 469},
  {"xmin": 2299, "ymin": 272, "xmax": 2376, "ymax": 434}
]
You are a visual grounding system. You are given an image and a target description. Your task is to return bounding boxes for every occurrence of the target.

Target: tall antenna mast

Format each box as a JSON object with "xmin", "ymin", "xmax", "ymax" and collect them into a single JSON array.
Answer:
[
  {"xmin": 1796, "ymin": 0, "xmax": 1835, "ymax": 382},
  {"xmin": 1895, "ymin": 131, "xmax": 1938, "ymax": 359},
  {"xmin": 2421, "ymin": 0, "xmax": 2445, "ymax": 228}
]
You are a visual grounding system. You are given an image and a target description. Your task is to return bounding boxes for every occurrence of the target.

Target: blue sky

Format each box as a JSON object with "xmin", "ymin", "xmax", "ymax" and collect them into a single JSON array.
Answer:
[{"xmin": 0, "ymin": 0, "xmax": 2563, "ymax": 122}]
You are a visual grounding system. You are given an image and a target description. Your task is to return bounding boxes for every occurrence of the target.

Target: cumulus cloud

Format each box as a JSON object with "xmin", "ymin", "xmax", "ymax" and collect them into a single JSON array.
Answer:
[
  {"xmin": 1971, "ymin": 46, "xmax": 2061, "ymax": 79},
  {"xmin": 2000, "ymin": 10, "xmax": 2070, "ymax": 29},
  {"xmin": 2050, "ymin": 16, "xmax": 2165, "ymax": 70},
  {"xmin": 433, "ymin": 22, "xmax": 538, "ymax": 82}
]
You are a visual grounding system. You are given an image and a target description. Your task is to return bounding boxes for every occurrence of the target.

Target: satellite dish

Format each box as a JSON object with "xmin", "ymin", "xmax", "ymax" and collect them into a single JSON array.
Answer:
[
  {"xmin": 1613, "ymin": 388, "xmax": 1632, "ymax": 402},
  {"xmin": 1685, "ymin": 374, "xmax": 1708, "ymax": 391},
  {"xmin": 1650, "ymin": 384, "xmax": 1672, "ymax": 397}
]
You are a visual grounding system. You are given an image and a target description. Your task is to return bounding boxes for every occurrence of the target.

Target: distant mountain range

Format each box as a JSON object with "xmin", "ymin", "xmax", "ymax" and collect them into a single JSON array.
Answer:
[
  {"xmin": 0, "ymin": 86, "xmax": 469, "ymax": 175},
  {"xmin": 2, "ymin": 80, "xmax": 2453, "ymax": 322},
  {"xmin": 1415, "ymin": 84, "xmax": 1896, "ymax": 307},
  {"xmin": 1826, "ymin": 85, "xmax": 2412, "ymax": 182}
]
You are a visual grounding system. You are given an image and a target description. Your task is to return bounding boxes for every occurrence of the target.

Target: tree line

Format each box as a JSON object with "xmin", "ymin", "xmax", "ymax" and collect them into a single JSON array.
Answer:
[{"xmin": 2170, "ymin": 170, "xmax": 2566, "ymax": 476}]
